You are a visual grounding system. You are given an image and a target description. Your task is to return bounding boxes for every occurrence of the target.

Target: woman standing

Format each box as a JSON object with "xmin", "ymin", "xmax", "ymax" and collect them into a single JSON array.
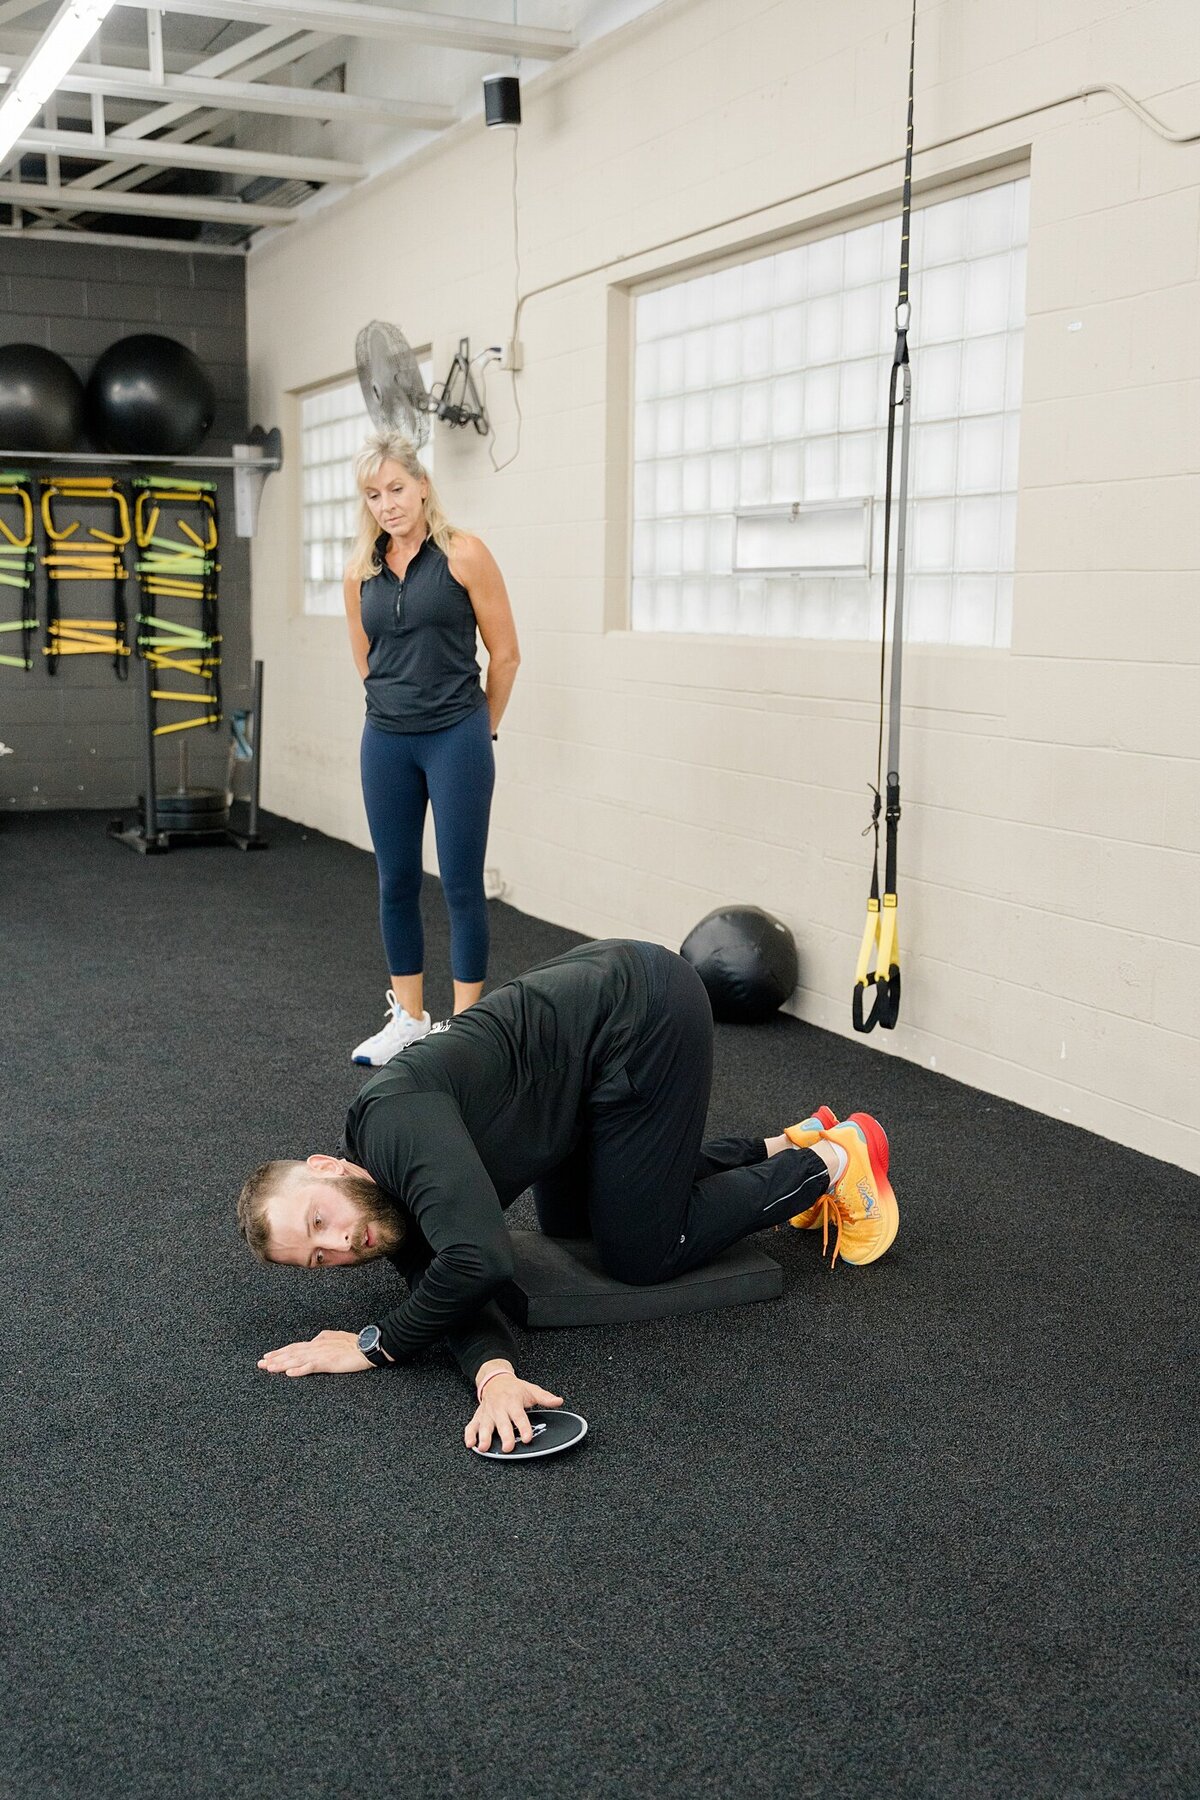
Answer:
[{"xmin": 343, "ymin": 430, "xmax": 519, "ymax": 1065}]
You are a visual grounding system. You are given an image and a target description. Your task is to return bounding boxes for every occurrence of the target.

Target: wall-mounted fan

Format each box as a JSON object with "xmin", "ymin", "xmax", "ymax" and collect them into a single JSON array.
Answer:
[{"xmin": 355, "ymin": 320, "xmax": 432, "ymax": 446}]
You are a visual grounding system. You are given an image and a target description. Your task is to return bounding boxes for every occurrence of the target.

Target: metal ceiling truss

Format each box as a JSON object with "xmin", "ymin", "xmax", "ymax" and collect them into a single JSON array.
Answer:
[
  {"xmin": 7, "ymin": 28, "xmax": 348, "ymax": 240},
  {"xmin": 17, "ymin": 124, "xmax": 363, "ymax": 181},
  {"xmin": 0, "ymin": 0, "xmax": 576, "ymax": 250},
  {"xmin": 119, "ymin": 0, "xmax": 576, "ymax": 61}
]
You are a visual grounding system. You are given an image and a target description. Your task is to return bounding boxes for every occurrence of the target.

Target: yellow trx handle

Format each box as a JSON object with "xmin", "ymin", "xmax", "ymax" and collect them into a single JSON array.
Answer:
[
  {"xmin": 870, "ymin": 894, "xmax": 900, "ymax": 1003},
  {"xmin": 854, "ymin": 896, "xmax": 881, "ymax": 992},
  {"xmin": 853, "ymin": 894, "xmax": 900, "ymax": 1032}
]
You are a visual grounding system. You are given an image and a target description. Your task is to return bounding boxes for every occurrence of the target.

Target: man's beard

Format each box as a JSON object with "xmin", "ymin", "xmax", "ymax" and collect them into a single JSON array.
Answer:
[{"xmin": 337, "ymin": 1174, "xmax": 405, "ymax": 1260}]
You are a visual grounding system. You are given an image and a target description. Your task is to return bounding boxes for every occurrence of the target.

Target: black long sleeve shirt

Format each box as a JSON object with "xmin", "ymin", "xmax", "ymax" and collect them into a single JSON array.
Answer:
[{"xmin": 341, "ymin": 940, "xmax": 652, "ymax": 1380}]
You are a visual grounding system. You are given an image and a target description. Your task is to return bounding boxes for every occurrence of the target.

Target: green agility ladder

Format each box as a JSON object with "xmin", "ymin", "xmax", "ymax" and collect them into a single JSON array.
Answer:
[{"xmin": 133, "ymin": 479, "xmax": 222, "ymax": 735}]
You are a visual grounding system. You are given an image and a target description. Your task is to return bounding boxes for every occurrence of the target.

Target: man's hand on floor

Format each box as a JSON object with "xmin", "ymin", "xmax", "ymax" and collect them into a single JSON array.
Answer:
[
  {"xmin": 257, "ymin": 1329, "xmax": 373, "ymax": 1377},
  {"xmin": 465, "ymin": 1372, "xmax": 563, "ymax": 1454}
]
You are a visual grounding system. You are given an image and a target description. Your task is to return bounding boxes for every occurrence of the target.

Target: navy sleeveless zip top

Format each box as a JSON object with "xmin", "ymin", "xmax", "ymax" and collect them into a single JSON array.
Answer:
[{"xmin": 358, "ymin": 532, "xmax": 486, "ymax": 734}]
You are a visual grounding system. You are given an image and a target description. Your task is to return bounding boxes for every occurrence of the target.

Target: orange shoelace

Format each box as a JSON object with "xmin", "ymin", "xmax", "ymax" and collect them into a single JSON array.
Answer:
[{"xmin": 817, "ymin": 1190, "xmax": 854, "ymax": 1269}]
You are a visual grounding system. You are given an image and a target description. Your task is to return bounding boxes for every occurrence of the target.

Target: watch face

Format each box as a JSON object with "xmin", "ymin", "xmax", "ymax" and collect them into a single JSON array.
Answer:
[{"xmin": 358, "ymin": 1325, "xmax": 381, "ymax": 1353}]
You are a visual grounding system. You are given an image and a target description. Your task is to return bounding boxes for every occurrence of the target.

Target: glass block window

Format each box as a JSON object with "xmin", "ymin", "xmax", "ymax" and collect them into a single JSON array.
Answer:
[
  {"xmin": 300, "ymin": 364, "xmax": 432, "ymax": 616},
  {"xmin": 631, "ymin": 177, "xmax": 1028, "ymax": 645}
]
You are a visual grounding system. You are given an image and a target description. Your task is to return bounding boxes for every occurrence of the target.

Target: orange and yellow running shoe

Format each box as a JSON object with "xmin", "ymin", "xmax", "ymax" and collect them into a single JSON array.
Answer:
[
  {"xmin": 784, "ymin": 1104, "xmax": 838, "ymax": 1149},
  {"xmin": 789, "ymin": 1111, "xmax": 899, "ymax": 1268}
]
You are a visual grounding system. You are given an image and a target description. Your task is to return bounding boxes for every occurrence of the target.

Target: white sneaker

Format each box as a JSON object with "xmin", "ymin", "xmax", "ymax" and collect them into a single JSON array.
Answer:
[{"xmin": 351, "ymin": 990, "xmax": 432, "ymax": 1066}]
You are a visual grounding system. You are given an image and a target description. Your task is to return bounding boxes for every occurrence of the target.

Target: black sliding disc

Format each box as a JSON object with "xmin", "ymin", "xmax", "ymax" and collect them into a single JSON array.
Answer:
[{"xmin": 471, "ymin": 1407, "xmax": 588, "ymax": 1461}]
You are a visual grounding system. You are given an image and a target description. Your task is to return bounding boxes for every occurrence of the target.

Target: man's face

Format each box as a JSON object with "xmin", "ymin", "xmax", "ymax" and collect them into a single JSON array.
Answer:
[{"xmin": 263, "ymin": 1164, "xmax": 403, "ymax": 1268}]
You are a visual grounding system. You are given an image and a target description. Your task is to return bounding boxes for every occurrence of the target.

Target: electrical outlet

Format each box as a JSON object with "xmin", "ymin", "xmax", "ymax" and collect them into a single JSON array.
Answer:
[
  {"xmin": 484, "ymin": 867, "xmax": 506, "ymax": 900},
  {"xmin": 500, "ymin": 340, "xmax": 523, "ymax": 372}
]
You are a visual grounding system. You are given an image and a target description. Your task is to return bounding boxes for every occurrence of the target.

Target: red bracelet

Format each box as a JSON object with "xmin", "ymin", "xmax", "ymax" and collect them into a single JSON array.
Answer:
[{"xmin": 476, "ymin": 1367, "xmax": 510, "ymax": 1403}]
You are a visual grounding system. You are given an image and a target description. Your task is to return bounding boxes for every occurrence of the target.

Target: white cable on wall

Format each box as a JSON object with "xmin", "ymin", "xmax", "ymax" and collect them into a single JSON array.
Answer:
[{"xmin": 489, "ymin": 79, "xmax": 1197, "ymax": 473}]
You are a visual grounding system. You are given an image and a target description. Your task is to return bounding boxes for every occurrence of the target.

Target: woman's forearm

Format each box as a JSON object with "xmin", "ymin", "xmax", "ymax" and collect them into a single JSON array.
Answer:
[
  {"xmin": 486, "ymin": 655, "xmax": 519, "ymax": 733},
  {"xmin": 342, "ymin": 576, "xmax": 370, "ymax": 680}
]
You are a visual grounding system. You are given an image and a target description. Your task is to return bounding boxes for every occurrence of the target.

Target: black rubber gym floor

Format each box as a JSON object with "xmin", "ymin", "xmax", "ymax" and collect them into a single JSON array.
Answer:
[{"xmin": 2, "ymin": 809, "xmax": 1195, "ymax": 1799}]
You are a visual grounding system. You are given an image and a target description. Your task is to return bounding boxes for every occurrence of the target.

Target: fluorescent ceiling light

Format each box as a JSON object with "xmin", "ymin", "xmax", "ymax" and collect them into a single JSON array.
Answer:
[{"xmin": 0, "ymin": 0, "xmax": 115, "ymax": 162}]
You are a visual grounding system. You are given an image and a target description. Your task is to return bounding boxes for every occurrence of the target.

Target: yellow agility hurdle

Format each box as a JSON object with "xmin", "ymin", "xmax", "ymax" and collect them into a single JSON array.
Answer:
[
  {"xmin": 40, "ymin": 478, "xmax": 132, "ymax": 679},
  {"xmin": 0, "ymin": 473, "xmax": 37, "ymax": 669}
]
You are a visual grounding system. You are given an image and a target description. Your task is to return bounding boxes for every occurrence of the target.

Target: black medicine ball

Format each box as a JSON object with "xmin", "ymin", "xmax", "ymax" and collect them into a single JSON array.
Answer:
[
  {"xmin": 85, "ymin": 333, "xmax": 215, "ymax": 456},
  {"xmin": 680, "ymin": 905, "xmax": 799, "ymax": 1024},
  {"xmin": 0, "ymin": 343, "xmax": 85, "ymax": 452}
]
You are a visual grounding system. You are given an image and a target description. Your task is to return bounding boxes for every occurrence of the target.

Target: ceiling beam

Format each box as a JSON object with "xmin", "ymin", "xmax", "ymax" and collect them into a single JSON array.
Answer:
[
  {"xmin": 109, "ymin": 25, "xmax": 319, "ymax": 142},
  {"xmin": 115, "ymin": 0, "xmax": 577, "ymax": 60},
  {"xmin": 15, "ymin": 125, "xmax": 364, "ymax": 182},
  {"xmin": 0, "ymin": 21, "xmax": 211, "ymax": 68},
  {"xmin": 0, "ymin": 221, "xmax": 244, "ymax": 253},
  {"xmin": 2, "ymin": 176, "xmax": 299, "ymax": 222},
  {"xmin": 0, "ymin": 50, "xmax": 456, "ymax": 125},
  {"xmin": 11, "ymin": 110, "xmax": 250, "ymax": 228}
]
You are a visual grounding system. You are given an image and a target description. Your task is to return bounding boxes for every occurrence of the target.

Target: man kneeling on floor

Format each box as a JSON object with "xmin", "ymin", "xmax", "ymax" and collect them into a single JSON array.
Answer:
[{"xmin": 238, "ymin": 939, "xmax": 899, "ymax": 1452}]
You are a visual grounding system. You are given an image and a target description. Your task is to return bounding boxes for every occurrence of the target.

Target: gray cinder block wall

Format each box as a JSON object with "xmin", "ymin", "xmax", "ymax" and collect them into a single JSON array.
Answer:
[{"xmin": 0, "ymin": 236, "xmax": 251, "ymax": 809}]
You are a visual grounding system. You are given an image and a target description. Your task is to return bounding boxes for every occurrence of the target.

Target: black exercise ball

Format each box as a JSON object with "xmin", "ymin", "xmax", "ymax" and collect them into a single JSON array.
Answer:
[
  {"xmin": 680, "ymin": 905, "xmax": 799, "ymax": 1024},
  {"xmin": 85, "ymin": 333, "xmax": 215, "ymax": 456},
  {"xmin": 0, "ymin": 343, "xmax": 85, "ymax": 452}
]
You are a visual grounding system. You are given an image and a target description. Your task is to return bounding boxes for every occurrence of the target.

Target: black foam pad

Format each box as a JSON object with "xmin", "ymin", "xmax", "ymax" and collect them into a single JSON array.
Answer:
[{"xmin": 498, "ymin": 1230, "xmax": 782, "ymax": 1329}]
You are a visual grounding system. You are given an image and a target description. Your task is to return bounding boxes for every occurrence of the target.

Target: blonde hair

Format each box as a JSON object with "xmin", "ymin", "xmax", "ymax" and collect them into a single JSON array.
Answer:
[{"xmin": 345, "ymin": 429, "xmax": 457, "ymax": 582}]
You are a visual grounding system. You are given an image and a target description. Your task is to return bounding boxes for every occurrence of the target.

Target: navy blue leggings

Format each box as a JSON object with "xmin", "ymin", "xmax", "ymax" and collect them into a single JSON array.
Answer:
[{"xmin": 360, "ymin": 706, "xmax": 495, "ymax": 984}]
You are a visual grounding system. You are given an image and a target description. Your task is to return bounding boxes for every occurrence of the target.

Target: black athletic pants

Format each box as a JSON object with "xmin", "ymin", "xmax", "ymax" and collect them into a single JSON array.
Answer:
[{"xmin": 531, "ymin": 943, "xmax": 829, "ymax": 1284}]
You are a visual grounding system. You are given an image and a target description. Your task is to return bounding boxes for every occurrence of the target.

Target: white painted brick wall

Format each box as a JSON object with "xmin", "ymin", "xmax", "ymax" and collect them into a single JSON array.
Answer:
[{"xmin": 246, "ymin": 0, "xmax": 1200, "ymax": 1172}]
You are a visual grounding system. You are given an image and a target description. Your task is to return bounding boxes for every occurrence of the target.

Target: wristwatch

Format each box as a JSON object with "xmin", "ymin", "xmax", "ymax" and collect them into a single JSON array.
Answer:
[{"xmin": 357, "ymin": 1323, "xmax": 391, "ymax": 1368}]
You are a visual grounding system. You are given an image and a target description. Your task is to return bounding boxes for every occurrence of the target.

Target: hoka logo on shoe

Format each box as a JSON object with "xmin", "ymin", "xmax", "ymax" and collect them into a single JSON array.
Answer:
[{"xmin": 857, "ymin": 1179, "xmax": 876, "ymax": 1216}]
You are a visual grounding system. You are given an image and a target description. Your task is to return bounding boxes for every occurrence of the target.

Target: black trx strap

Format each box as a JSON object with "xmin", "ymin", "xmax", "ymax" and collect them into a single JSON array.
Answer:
[{"xmin": 854, "ymin": 0, "xmax": 916, "ymax": 1034}]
